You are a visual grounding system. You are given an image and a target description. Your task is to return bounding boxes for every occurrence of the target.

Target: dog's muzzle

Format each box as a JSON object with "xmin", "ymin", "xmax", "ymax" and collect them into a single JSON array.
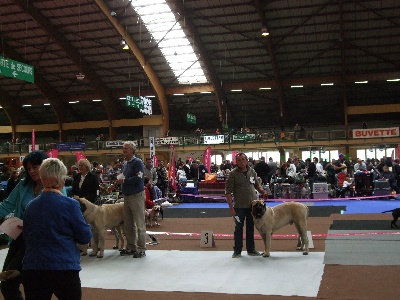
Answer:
[{"xmin": 252, "ymin": 203, "xmax": 265, "ymax": 219}]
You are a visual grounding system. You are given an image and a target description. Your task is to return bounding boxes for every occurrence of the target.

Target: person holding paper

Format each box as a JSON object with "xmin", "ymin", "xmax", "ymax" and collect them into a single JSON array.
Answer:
[
  {"xmin": 0, "ymin": 151, "xmax": 59, "ymax": 299},
  {"xmin": 22, "ymin": 158, "xmax": 92, "ymax": 300}
]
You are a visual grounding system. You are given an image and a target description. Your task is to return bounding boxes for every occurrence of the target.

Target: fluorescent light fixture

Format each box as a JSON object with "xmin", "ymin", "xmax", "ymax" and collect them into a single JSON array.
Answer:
[
  {"xmin": 0, "ymin": 106, "xmax": 2, "ymax": 108},
  {"xmin": 291, "ymin": 85, "xmax": 303, "ymax": 88},
  {"xmin": 146, "ymin": 95, "xmax": 156, "ymax": 98},
  {"xmin": 200, "ymin": 91, "xmax": 212, "ymax": 94},
  {"xmin": 43, "ymin": 103, "xmax": 50, "ymax": 106},
  {"xmin": 173, "ymin": 93, "xmax": 184, "ymax": 96},
  {"xmin": 387, "ymin": 79, "xmax": 400, "ymax": 82},
  {"xmin": 355, "ymin": 81, "xmax": 368, "ymax": 84},
  {"xmin": 92, "ymin": 99, "xmax": 102, "ymax": 102},
  {"xmin": 321, "ymin": 83, "xmax": 334, "ymax": 86},
  {"xmin": 231, "ymin": 89, "xmax": 242, "ymax": 92},
  {"xmin": 68, "ymin": 101, "xmax": 79, "ymax": 104},
  {"xmin": 259, "ymin": 87, "xmax": 271, "ymax": 90},
  {"xmin": 119, "ymin": 97, "xmax": 126, "ymax": 100},
  {"xmin": 130, "ymin": 1, "xmax": 207, "ymax": 85},
  {"xmin": 22, "ymin": 104, "xmax": 32, "ymax": 107}
]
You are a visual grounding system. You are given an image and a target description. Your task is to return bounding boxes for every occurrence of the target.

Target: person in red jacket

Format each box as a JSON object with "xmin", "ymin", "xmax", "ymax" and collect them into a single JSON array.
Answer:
[{"xmin": 144, "ymin": 177, "xmax": 156, "ymax": 209}]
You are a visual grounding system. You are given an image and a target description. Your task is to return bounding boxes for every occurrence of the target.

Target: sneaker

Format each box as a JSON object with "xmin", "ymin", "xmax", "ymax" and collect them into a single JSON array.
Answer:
[
  {"xmin": 133, "ymin": 251, "xmax": 146, "ymax": 258},
  {"xmin": 247, "ymin": 250, "xmax": 261, "ymax": 256},
  {"xmin": 232, "ymin": 253, "xmax": 241, "ymax": 258},
  {"xmin": 120, "ymin": 249, "xmax": 135, "ymax": 256}
]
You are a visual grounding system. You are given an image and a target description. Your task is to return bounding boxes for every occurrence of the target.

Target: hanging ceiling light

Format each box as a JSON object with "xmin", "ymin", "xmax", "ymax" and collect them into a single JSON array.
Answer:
[
  {"xmin": 121, "ymin": 39, "xmax": 129, "ymax": 50},
  {"xmin": 261, "ymin": 26, "xmax": 269, "ymax": 36}
]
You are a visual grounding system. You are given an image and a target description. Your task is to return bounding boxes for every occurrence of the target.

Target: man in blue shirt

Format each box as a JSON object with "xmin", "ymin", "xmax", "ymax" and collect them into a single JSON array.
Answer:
[{"xmin": 117, "ymin": 141, "xmax": 146, "ymax": 258}]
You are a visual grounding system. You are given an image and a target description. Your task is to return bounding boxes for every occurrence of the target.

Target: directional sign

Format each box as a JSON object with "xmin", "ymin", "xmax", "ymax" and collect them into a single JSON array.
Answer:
[
  {"xmin": 126, "ymin": 94, "xmax": 144, "ymax": 109},
  {"xmin": 0, "ymin": 57, "xmax": 34, "ymax": 83},
  {"xmin": 187, "ymin": 113, "xmax": 196, "ymax": 124}
]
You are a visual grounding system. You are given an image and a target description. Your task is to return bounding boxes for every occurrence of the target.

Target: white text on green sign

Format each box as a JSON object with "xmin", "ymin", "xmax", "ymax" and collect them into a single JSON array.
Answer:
[{"xmin": 0, "ymin": 57, "xmax": 34, "ymax": 83}]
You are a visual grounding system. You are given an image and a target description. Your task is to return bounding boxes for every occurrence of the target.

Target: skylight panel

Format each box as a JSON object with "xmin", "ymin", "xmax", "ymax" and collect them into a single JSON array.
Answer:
[{"xmin": 130, "ymin": 0, "xmax": 208, "ymax": 85}]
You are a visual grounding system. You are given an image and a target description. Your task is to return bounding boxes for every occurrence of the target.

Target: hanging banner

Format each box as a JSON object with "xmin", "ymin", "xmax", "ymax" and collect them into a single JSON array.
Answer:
[
  {"xmin": 31, "ymin": 129, "xmax": 35, "ymax": 152},
  {"xmin": 153, "ymin": 154, "xmax": 158, "ymax": 168},
  {"xmin": 169, "ymin": 145, "xmax": 177, "ymax": 191},
  {"xmin": 149, "ymin": 136, "xmax": 155, "ymax": 164},
  {"xmin": 204, "ymin": 147, "xmax": 211, "ymax": 172},
  {"xmin": 47, "ymin": 149, "xmax": 59, "ymax": 158},
  {"xmin": 75, "ymin": 152, "xmax": 87, "ymax": 162},
  {"xmin": 232, "ymin": 151, "xmax": 238, "ymax": 165}
]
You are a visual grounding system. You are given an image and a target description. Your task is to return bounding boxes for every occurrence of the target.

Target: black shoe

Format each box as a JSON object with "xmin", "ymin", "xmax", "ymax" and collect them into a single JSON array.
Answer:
[
  {"xmin": 133, "ymin": 251, "xmax": 146, "ymax": 258},
  {"xmin": 120, "ymin": 249, "xmax": 135, "ymax": 256},
  {"xmin": 247, "ymin": 250, "xmax": 261, "ymax": 256}
]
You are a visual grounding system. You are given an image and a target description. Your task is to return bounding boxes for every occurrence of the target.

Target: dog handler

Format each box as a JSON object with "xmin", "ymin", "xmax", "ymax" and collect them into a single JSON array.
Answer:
[
  {"xmin": 117, "ymin": 141, "xmax": 147, "ymax": 258},
  {"xmin": 226, "ymin": 152, "xmax": 268, "ymax": 258}
]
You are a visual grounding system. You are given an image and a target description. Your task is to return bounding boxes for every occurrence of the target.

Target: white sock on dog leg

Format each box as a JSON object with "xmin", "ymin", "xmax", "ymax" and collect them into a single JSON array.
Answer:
[{"xmin": 307, "ymin": 231, "xmax": 314, "ymax": 249}]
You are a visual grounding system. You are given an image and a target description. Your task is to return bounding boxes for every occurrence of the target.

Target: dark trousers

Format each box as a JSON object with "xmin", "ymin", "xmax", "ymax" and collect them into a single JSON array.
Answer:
[
  {"xmin": 1, "ymin": 235, "xmax": 25, "ymax": 300},
  {"xmin": 22, "ymin": 270, "xmax": 82, "ymax": 300},
  {"xmin": 233, "ymin": 207, "xmax": 256, "ymax": 254}
]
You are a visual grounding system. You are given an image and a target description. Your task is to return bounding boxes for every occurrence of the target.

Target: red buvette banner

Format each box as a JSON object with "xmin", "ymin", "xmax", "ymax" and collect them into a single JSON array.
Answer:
[{"xmin": 352, "ymin": 127, "xmax": 399, "ymax": 139}]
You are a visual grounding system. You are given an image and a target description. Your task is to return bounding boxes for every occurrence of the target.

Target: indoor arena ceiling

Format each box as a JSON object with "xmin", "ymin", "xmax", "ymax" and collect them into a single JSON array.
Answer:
[{"xmin": 1, "ymin": 0, "xmax": 399, "ymax": 134}]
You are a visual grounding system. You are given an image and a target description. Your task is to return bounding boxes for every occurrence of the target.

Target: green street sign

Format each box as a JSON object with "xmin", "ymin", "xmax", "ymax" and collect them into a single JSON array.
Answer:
[
  {"xmin": 0, "ymin": 57, "xmax": 34, "ymax": 83},
  {"xmin": 187, "ymin": 113, "xmax": 196, "ymax": 124},
  {"xmin": 126, "ymin": 94, "xmax": 144, "ymax": 109}
]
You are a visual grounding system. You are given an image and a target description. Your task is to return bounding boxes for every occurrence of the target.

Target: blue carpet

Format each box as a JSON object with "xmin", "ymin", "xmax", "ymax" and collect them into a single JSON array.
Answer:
[{"xmin": 170, "ymin": 199, "xmax": 400, "ymax": 214}]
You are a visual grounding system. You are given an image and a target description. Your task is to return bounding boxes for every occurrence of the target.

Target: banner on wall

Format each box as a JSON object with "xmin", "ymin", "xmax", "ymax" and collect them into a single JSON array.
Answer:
[
  {"xmin": 352, "ymin": 127, "xmax": 399, "ymax": 139},
  {"xmin": 203, "ymin": 135, "xmax": 225, "ymax": 144}
]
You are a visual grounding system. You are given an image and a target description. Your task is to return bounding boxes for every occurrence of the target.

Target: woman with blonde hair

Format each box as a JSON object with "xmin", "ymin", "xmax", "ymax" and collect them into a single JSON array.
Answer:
[
  {"xmin": 22, "ymin": 158, "xmax": 92, "ymax": 300},
  {"xmin": 71, "ymin": 159, "xmax": 99, "ymax": 203}
]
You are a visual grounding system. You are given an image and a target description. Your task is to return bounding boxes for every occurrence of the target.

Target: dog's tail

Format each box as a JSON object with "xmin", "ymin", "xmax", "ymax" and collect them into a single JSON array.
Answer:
[{"xmin": 382, "ymin": 209, "xmax": 395, "ymax": 213}]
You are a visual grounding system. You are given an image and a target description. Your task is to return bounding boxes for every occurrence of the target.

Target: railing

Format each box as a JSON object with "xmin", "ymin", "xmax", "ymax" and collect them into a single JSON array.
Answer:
[{"xmin": 1, "ymin": 126, "xmax": 398, "ymax": 155}]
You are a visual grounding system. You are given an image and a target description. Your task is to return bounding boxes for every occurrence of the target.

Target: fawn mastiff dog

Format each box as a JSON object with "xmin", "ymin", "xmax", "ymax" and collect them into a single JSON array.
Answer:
[
  {"xmin": 77, "ymin": 197, "xmax": 125, "ymax": 258},
  {"xmin": 251, "ymin": 200, "xmax": 309, "ymax": 257}
]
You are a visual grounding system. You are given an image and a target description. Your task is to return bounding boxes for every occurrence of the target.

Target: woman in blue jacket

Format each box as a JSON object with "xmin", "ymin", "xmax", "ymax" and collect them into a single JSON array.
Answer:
[{"xmin": 22, "ymin": 158, "xmax": 92, "ymax": 300}]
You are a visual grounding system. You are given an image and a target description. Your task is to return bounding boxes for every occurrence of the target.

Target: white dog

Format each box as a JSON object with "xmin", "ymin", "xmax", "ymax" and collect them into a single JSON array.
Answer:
[{"xmin": 145, "ymin": 205, "xmax": 161, "ymax": 226}]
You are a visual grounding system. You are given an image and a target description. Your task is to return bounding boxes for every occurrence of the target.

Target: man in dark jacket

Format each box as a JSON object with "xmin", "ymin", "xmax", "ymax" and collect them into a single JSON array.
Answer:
[
  {"xmin": 254, "ymin": 157, "xmax": 270, "ymax": 185},
  {"xmin": 190, "ymin": 160, "xmax": 209, "ymax": 182}
]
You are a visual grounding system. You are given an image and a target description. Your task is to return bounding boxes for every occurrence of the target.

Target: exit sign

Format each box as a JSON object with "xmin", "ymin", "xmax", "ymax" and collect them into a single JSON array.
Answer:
[{"xmin": 0, "ymin": 57, "xmax": 34, "ymax": 83}]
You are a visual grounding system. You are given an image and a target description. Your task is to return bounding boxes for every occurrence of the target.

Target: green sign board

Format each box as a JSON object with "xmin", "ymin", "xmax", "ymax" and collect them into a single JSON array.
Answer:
[
  {"xmin": 126, "ymin": 94, "xmax": 144, "ymax": 109},
  {"xmin": 0, "ymin": 57, "xmax": 34, "ymax": 83},
  {"xmin": 187, "ymin": 113, "xmax": 196, "ymax": 124}
]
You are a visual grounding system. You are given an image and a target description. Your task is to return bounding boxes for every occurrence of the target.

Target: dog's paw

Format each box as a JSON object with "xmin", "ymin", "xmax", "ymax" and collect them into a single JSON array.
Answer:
[
  {"xmin": 112, "ymin": 245, "xmax": 119, "ymax": 249},
  {"xmin": 262, "ymin": 252, "xmax": 270, "ymax": 257},
  {"xmin": 303, "ymin": 251, "xmax": 309, "ymax": 255},
  {"xmin": 88, "ymin": 251, "xmax": 97, "ymax": 257},
  {"xmin": 97, "ymin": 255, "xmax": 104, "ymax": 258},
  {"xmin": 156, "ymin": 223, "xmax": 160, "ymax": 226},
  {"xmin": 81, "ymin": 252, "xmax": 87, "ymax": 256},
  {"xmin": 296, "ymin": 246, "xmax": 302, "ymax": 250}
]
